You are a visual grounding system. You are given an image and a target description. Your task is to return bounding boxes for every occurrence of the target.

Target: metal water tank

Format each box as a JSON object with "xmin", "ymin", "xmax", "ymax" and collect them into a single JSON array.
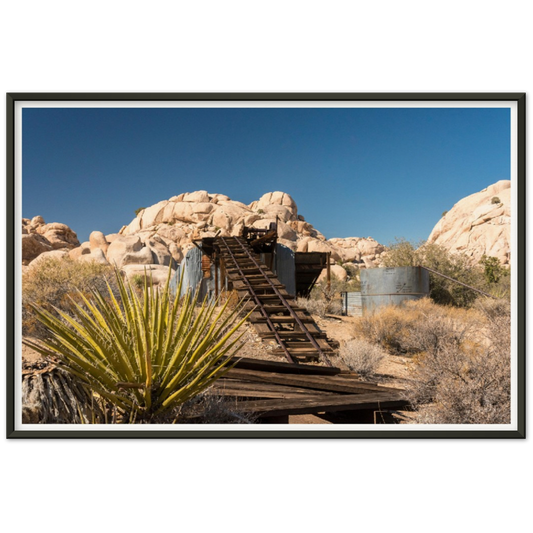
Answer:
[{"xmin": 360, "ymin": 266, "xmax": 429, "ymax": 314}]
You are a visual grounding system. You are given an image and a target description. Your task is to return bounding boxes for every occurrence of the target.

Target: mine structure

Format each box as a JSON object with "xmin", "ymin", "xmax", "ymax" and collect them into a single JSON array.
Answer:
[
  {"xmin": 215, "ymin": 231, "xmax": 337, "ymax": 366},
  {"xmin": 171, "ymin": 225, "xmax": 409, "ymax": 423}
]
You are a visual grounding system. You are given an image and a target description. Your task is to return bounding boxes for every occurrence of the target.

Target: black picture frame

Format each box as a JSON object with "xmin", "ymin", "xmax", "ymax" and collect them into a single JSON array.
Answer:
[{"xmin": 3, "ymin": 90, "xmax": 526, "ymax": 440}]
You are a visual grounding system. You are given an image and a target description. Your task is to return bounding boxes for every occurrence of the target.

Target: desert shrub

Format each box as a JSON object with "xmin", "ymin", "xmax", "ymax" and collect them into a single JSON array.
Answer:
[
  {"xmin": 491, "ymin": 196, "xmax": 501, "ymax": 204},
  {"xmin": 134, "ymin": 207, "xmax": 145, "ymax": 216},
  {"xmin": 22, "ymin": 257, "xmax": 119, "ymax": 339},
  {"xmin": 477, "ymin": 255, "xmax": 511, "ymax": 300},
  {"xmin": 295, "ymin": 297, "xmax": 329, "ymax": 318},
  {"xmin": 353, "ymin": 297, "xmax": 510, "ymax": 423},
  {"xmin": 296, "ymin": 294, "xmax": 343, "ymax": 318},
  {"xmin": 340, "ymin": 338, "xmax": 386, "ymax": 379},
  {"xmin": 404, "ymin": 299, "xmax": 510, "ymax": 424},
  {"xmin": 354, "ymin": 304, "xmax": 415, "ymax": 354}
]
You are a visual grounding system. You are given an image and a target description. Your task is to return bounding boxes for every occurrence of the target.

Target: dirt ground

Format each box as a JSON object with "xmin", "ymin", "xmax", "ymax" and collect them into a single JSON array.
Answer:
[{"xmin": 21, "ymin": 312, "xmax": 414, "ymax": 425}]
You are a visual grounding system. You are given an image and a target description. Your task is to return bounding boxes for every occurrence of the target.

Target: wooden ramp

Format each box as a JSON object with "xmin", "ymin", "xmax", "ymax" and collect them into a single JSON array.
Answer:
[
  {"xmin": 211, "ymin": 358, "xmax": 409, "ymax": 423},
  {"xmin": 216, "ymin": 236, "xmax": 337, "ymax": 366}
]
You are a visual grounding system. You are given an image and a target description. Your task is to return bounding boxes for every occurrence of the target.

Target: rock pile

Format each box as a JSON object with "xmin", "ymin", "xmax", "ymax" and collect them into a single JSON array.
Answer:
[
  {"xmin": 22, "ymin": 191, "xmax": 387, "ymax": 283},
  {"xmin": 22, "ymin": 181, "xmax": 512, "ymax": 283},
  {"xmin": 22, "ymin": 216, "xmax": 80, "ymax": 265}
]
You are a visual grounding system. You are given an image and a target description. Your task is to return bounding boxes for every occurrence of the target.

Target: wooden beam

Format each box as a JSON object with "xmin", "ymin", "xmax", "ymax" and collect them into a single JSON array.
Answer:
[
  {"xmin": 224, "ymin": 368, "xmax": 404, "ymax": 395},
  {"xmin": 230, "ymin": 357, "xmax": 342, "ymax": 375},
  {"xmin": 236, "ymin": 392, "xmax": 409, "ymax": 417}
]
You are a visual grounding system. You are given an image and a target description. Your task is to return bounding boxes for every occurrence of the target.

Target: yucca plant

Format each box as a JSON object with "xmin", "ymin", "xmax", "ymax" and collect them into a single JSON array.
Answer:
[{"xmin": 23, "ymin": 268, "xmax": 251, "ymax": 422}]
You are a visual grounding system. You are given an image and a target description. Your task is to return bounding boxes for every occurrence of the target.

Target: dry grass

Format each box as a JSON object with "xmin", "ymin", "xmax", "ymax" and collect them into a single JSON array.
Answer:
[
  {"xmin": 173, "ymin": 390, "xmax": 258, "ymax": 424},
  {"xmin": 353, "ymin": 298, "xmax": 481, "ymax": 354},
  {"xmin": 295, "ymin": 296, "xmax": 342, "ymax": 318},
  {"xmin": 22, "ymin": 257, "xmax": 118, "ymax": 339}
]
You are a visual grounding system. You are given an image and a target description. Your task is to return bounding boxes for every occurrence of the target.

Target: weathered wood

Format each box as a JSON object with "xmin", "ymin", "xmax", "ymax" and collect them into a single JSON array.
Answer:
[
  {"xmin": 258, "ymin": 331, "xmax": 328, "ymax": 340},
  {"xmin": 249, "ymin": 312, "xmax": 313, "ymax": 323},
  {"xmin": 236, "ymin": 392, "xmax": 409, "ymax": 417},
  {"xmin": 217, "ymin": 236, "xmax": 335, "ymax": 366},
  {"xmin": 212, "ymin": 380, "xmax": 338, "ymax": 399},
  {"xmin": 224, "ymin": 368, "xmax": 404, "ymax": 395},
  {"xmin": 230, "ymin": 357, "xmax": 342, "ymax": 375}
]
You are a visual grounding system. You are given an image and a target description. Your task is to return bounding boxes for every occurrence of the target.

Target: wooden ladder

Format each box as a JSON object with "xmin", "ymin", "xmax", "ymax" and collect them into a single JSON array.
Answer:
[{"xmin": 216, "ymin": 236, "xmax": 336, "ymax": 366}]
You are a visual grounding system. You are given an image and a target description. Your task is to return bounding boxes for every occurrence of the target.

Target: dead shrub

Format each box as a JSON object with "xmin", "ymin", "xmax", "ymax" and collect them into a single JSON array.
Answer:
[
  {"xmin": 295, "ymin": 296, "xmax": 342, "ymax": 318},
  {"xmin": 22, "ymin": 257, "xmax": 118, "ymax": 339},
  {"xmin": 340, "ymin": 338, "xmax": 386, "ymax": 379},
  {"xmin": 404, "ymin": 298, "xmax": 510, "ymax": 424},
  {"xmin": 352, "ymin": 298, "xmax": 510, "ymax": 423}
]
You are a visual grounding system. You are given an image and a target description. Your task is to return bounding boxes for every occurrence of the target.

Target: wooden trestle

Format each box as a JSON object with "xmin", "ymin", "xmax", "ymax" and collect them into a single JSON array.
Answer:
[{"xmin": 216, "ymin": 236, "xmax": 337, "ymax": 366}]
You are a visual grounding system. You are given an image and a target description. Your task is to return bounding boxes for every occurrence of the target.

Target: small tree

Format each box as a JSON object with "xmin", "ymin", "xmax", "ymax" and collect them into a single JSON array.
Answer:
[{"xmin": 480, "ymin": 255, "xmax": 509, "ymax": 284}]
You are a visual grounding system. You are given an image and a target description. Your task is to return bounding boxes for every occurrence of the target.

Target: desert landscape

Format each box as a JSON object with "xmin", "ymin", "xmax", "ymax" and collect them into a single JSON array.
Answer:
[{"xmin": 21, "ymin": 180, "xmax": 512, "ymax": 424}]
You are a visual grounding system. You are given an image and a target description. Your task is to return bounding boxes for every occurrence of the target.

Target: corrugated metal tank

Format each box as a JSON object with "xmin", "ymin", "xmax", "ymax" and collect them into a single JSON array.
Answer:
[
  {"xmin": 341, "ymin": 291, "xmax": 363, "ymax": 316},
  {"xmin": 360, "ymin": 266, "xmax": 429, "ymax": 314}
]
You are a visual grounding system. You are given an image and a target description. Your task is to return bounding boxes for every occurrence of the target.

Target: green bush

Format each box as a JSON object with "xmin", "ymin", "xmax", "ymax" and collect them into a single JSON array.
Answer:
[
  {"xmin": 134, "ymin": 207, "xmax": 146, "ymax": 216},
  {"xmin": 480, "ymin": 255, "xmax": 509, "ymax": 284},
  {"xmin": 382, "ymin": 238, "xmax": 485, "ymax": 307},
  {"xmin": 491, "ymin": 196, "xmax": 501, "ymax": 204}
]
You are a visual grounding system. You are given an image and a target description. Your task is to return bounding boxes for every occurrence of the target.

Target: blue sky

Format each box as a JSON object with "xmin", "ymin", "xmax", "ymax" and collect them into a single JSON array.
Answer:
[{"xmin": 22, "ymin": 106, "xmax": 510, "ymax": 246}]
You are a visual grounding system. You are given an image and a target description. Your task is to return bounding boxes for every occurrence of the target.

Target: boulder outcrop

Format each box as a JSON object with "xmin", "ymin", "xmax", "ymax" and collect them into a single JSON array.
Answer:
[
  {"xmin": 23, "ymin": 191, "xmax": 389, "ymax": 283},
  {"xmin": 22, "ymin": 182, "xmax": 513, "ymax": 289},
  {"xmin": 427, "ymin": 180, "xmax": 511, "ymax": 265},
  {"xmin": 22, "ymin": 217, "xmax": 79, "ymax": 265}
]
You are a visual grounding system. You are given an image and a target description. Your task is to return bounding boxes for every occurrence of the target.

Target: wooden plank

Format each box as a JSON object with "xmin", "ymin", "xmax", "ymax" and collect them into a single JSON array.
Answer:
[
  {"xmin": 236, "ymin": 392, "xmax": 409, "ymax": 416},
  {"xmin": 230, "ymin": 357, "xmax": 342, "ymax": 375},
  {"xmin": 250, "ymin": 305, "xmax": 306, "ymax": 313},
  {"xmin": 212, "ymin": 380, "xmax": 337, "ymax": 399},
  {"xmin": 258, "ymin": 331, "xmax": 328, "ymax": 340},
  {"xmin": 249, "ymin": 312, "xmax": 312, "ymax": 323},
  {"xmin": 224, "ymin": 368, "xmax": 404, "ymax": 395}
]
